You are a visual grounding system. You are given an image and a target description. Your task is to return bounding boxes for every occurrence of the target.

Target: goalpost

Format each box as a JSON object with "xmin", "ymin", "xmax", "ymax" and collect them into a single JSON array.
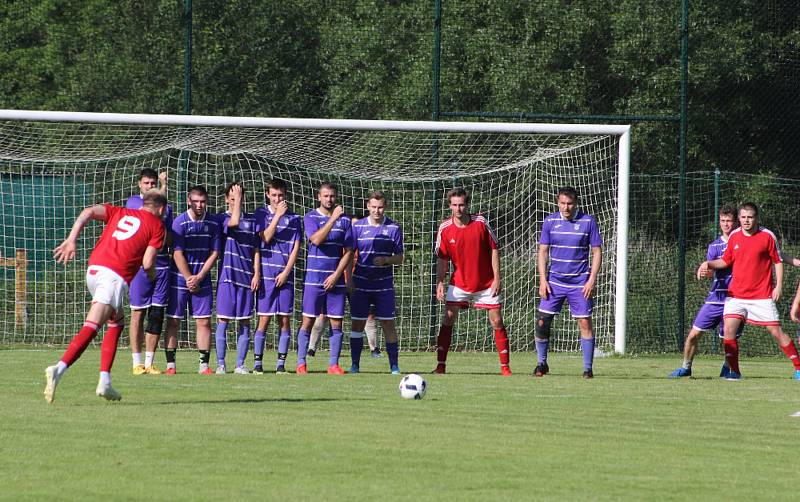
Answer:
[{"xmin": 0, "ymin": 110, "xmax": 630, "ymax": 354}]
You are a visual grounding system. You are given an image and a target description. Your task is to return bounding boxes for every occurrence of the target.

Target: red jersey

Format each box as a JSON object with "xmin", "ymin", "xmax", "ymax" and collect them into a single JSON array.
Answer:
[
  {"xmin": 721, "ymin": 226, "xmax": 780, "ymax": 300},
  {"xmin": 436, "ymin": 214, "xmax": 498, "ymax": 292},
  {"xmin": 88, "ymin": 204, "xmax": 165, "ymax": 284}
]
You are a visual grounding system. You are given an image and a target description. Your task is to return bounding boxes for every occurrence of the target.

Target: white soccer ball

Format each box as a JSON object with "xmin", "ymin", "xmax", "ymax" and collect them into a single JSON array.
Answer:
[{"xmin": 399, "ymin": 373, "xmax": 427, "ymax": 400}]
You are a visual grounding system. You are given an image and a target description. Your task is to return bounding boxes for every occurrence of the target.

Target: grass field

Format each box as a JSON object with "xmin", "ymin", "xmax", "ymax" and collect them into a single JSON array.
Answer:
[{"xmin": 2, "ymin": 349, "xmax": 800, "ymax": 501}]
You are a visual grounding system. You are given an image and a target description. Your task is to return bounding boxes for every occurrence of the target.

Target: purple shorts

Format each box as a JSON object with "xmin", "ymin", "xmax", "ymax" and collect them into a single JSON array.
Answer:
[
  {"xmin": 167, "ymin": 281, "xmax": 213, "ymax": 319},
  {"xmin": 538, "ymin": 282, "xmax": 592, "ymax": 318},
  {"xmin": 302, "ymin": 284, "xmax": 346, "ymax": 319},
  {"xmin": 257, "ymin": 279, "xmax": 295, "ymax": 316},
  {"xmin": 350, "ymin": 288, "xmax": 396, "ymax": 320},
  {"xmin": 129, "ymin": 267, "xmax": 170, "ymax": 309},
  {"xmin": 693, "ymin": 302, "xmax": 743, "ymax": 339},
  {"xmin": 216, "ymin": 281, "xmax": 254, "ymax": 320}
]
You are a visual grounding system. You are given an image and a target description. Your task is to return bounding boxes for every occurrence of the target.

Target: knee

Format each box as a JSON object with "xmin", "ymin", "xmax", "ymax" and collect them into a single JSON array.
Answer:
[
  {"xmin": 145, "ymin": 306, "xmax": 165, "ymax": 336},
  {"xmin": 536, "ymin": 313, "xmax": 554, "ymax": 340}
]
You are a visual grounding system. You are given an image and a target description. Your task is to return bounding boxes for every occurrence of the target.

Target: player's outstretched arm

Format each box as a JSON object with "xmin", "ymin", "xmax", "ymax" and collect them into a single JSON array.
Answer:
[
  {"xmin": 537, "ymin": 243, "xmax": 551, "ymax": 300},
  {"xmin": 53, "ymin": 205, "xmax": 107, "ymax": 265},
  {"xmin": 790, "ymin": 278, "xmax": 800, "ymax": 322},
  {"xmin": 779, "ymin": 250, "xmax": 800, "ymax": 267}
]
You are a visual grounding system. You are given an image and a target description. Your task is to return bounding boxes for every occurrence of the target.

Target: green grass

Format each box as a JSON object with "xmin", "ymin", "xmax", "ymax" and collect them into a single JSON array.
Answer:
[{"xmin": 2, "ymin": 350, "xmax": 800, "ymax": 501}]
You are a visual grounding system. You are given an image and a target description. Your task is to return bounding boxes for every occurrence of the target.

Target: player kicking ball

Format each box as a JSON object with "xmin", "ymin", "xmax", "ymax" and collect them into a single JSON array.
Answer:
[
  {"xmin": 699, "ymin": 202, "xmax": 800, "ymax": 380},
  {"xmin": 44, "ymin": 190, "xmax": 167, "ymax": 402},
  {"xmin": 433, "ymin": 187, "xmax": 511, "ymax": 376}
]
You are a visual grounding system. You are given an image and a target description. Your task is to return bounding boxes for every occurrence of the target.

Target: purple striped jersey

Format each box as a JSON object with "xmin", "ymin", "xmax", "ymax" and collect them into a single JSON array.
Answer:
[
  {"xmin": 125, "ymin": 195, "xmax": 173, "ymax": 268},
  {"xmin": 254, "ymin": 206, "xmax": 302, "ymax": 283},
  {"xmin": 540, "ymin": 210, "xmax": 603, "ymax": 287},
  {"xmin": 218, "ymin": 211, "xmax": 260, "ymax": 288},
  {"xmin": 705, "ymin": 236, "xmax": 732, "ymax": 304},
  {"xmin": 352, "ymin": 216, "xmax": 404, "ymax": 291},
  {"xmin": 171, "ymin": 211, "xmax": 221, "ymax": 285},
  {"xmin": 303, "ymin": 209, "xmax": 355, "ymax": 287}
]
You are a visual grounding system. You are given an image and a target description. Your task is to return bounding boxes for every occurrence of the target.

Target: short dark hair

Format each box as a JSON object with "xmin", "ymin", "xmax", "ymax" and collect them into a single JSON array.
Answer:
[
  {"xmin": 267, "ymin": 178, "xmax": 287, "ymax": 192},
  {"xmin": 139, "ymin": 168, "xmax": 158, "ymax": 181},
  {"xmin": 557, "ymin": 186, "xmax": 579, "ymax": 200},
  {"xmin": 446, "ymin": 187, "xmax": 469, "ymax": 203},
  {"xmin": 188, "ymin": 185, "xmax": 208, "ymax": 198},
  {"xmin": 719, "ymin": 204, "xmax": 737, "ymax": 219},
  {"xmin": 142, "ymin": 189, "xmax": 167, "ymax": 208},
  {"xmin": 225, "ymin": 181, "xmax": 241, "ymax": 197},
  {"xmin": 319, "ymin": 182, "xmax": 337, "ymax": 193},
  {"xmin": 366, "ymin": 190, "xmax": 386, "ymax": 204},
  {"xmin": 740, "ymin": 202, "xmax": 759, "ymax": 217}
]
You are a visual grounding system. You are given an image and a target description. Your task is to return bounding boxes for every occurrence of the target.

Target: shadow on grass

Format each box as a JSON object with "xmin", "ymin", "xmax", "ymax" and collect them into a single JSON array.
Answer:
[{"xmin": 151, "ymin": 397, "xmax": 361, "ymax": 405}]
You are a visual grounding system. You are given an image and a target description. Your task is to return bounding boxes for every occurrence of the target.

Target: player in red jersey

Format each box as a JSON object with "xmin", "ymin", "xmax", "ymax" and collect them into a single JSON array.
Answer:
[
  {"xmin": 44, "ymin": 190, "xmax": 167, "ymax": 402},
  {"xmin": 432, "ymin": 187, "xmax": 511, "ymax": 376},
  {"xmin": 698, "ymin": 202, "xmax": 800, "ymax": 381}
]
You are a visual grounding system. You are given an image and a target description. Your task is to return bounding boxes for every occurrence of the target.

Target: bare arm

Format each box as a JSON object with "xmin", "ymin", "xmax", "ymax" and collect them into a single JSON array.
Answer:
[
  {"xmin": 773, "ymin": 261, "xmax": 783, "ymax": 303},
  {"xmin": 373, "ymin": 253, "xmax": 404, "ymax": 266},
  {"xmin": 53, "ymin": 205, "xmax": 108, "ymax": 265},
  {"xmin": 250, "ymin": 248, "xmax": 261, "ymax": 292},
  {"xmin": 275, "ymin": 239, "xmax": 300, "ymax": 288},
  {"xmin": 195, "ymin": 250, "xmax": 219, "ymax": 284},
  {"xmin": 697, "ymin": 258, "xmax": 729, "ymax": 279},
  {"xmin": 490, "ymin": 248, "xmax": 501, "ymax": 297},
  {"xmin": 582, "ymin": 246, "xmax": 602, "ymax": 299},
  {"xmin": 142, "ymin": 246, "xmax": 158, "ymax": 282},
  {"xmin": 309, "ymin": 206, "xmax": 345, "ymax": 246},
  {"xmin": 323, "ymin": 248, "xmax": 353, "ymax": 291},
  {"xmin": 779, "ymin": 250, "xmax": 800, "ymax": 267},
  {"xmin": 158, "ymin": 171, "xmax": 169, "ymax": 195},
  {"xmin": 228, "ymin": 185, "xmax": 242, "ymax": 228},
  {"xmin": 436, "ymin": 256, "xmax": 449, "ymax": 301},
  {"xmin": 537, "ymin": 243, "xmax": 551, "ymax": 299},
  {"xmin": 261, "ymin": 201, "xmax": 288, "ymax": 244}
]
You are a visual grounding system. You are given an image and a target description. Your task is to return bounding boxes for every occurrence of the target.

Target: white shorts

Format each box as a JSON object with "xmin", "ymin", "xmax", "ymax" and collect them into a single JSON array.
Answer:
[
  {"xmin": 723, "ymin": 297, "xmax": 780, "ymax": 327},
  {"xmin": 86, "ymin": 265, "xmax": 128, "ymax": 313},
  {"xmin": 446, "ymin": 285, "xmax": 501, "ymax": 310}
]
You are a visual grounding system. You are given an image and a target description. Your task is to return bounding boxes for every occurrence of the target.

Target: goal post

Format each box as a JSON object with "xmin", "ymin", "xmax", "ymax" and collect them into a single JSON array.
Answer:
[{"xmin": 0, "ymin": 109, "xmax": 630, "ymax": 354}]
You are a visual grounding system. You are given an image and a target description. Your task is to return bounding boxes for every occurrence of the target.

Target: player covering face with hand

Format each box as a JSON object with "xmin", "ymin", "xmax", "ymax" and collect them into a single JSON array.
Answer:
[{"xmin": 44, "ymin": 190, "xmax": 166, "ymax": 403}]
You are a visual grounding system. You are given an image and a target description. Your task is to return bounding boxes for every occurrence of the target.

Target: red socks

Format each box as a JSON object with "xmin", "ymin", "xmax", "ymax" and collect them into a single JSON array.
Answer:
[
  {"xmin": 436, "ymin": 325, "xmax": 453, "ymax": 365},
  {"xmin": 60, "ymin": 321, "xmax": 99, "ymax": 367},
  {"xmin": 723, "ymin": 338, "xmax": 740, "ymax": 374},
  {"xmin": 101, "ymin": 320, "xmax": 124, "ymax": 372},
  {"xmin": 494, "ymin": 328, "xmax": 510, "ymax": 368},
  {"xmin": 779, "ymin": 341, "xmax": 800, "ymax": 370}
]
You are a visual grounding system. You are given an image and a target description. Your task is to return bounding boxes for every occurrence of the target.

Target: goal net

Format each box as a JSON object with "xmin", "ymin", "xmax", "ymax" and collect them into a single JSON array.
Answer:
[{"xmin": 0, "ymin": 111, "xmax": 630, "ymax": 354}]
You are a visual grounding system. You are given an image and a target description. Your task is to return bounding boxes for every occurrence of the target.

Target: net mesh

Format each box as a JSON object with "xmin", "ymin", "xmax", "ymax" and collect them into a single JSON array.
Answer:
[{"xmin": 0, "ymin": 119, "xmax": 621, "ymax": 353}]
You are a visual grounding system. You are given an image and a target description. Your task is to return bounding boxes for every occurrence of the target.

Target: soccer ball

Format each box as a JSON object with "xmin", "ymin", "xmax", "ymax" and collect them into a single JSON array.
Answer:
[{"xmin": 399, "ymin": 373, "xmax": 427, "ymax": 400}]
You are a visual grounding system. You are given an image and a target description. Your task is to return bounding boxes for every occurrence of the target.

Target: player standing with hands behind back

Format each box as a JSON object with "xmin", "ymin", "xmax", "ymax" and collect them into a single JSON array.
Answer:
[{"xmin": 433, "ymin": 187, "xmax": 511, "ymax": 376}]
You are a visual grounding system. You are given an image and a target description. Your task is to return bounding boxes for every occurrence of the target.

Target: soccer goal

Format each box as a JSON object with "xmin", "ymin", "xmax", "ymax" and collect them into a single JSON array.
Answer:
[{"xmin": 0, "ymin": 110, "xmax": 630, "ymax": 354}]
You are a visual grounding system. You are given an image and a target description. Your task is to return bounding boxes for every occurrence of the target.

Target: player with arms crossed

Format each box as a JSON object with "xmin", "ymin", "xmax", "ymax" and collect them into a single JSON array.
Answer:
[
  {"xmin": 214, "ymin": 183, "xmax": 261, "ymax": 374},
  {"xmin": 433, "ymin": 187, "xmax": 511, "ymax": 376},
  {"xmin": 44, "ymin": 190, "xmax": 166, "ymax": 402},
  {"xmin": 164, "ymin": 185, "xmax": 221, "ymax": 374},
  {"xmin": 348, "ymin": 191, "xmax": 404, "ymax": 374},
  {"xmin": 699, "ymin": 202, "xmax": 800, "ymax": 380},
  {"xmin": 253, "ymin": 179, "xmax": 302, "ymax": 374},
  {"xmin": 126, "ymin": 168, "xmax": 173, "ymax": 375},
  {"xmin": 296, "ymin": 182, "xmax": 354, "ymax": 374},
  {"xmin": 536, "ymin": 186, "xmax": 602, "ymax": 379},
  {"xmin": 670, "ymin": 205, "xmax": 742, "ymax": 378}
]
